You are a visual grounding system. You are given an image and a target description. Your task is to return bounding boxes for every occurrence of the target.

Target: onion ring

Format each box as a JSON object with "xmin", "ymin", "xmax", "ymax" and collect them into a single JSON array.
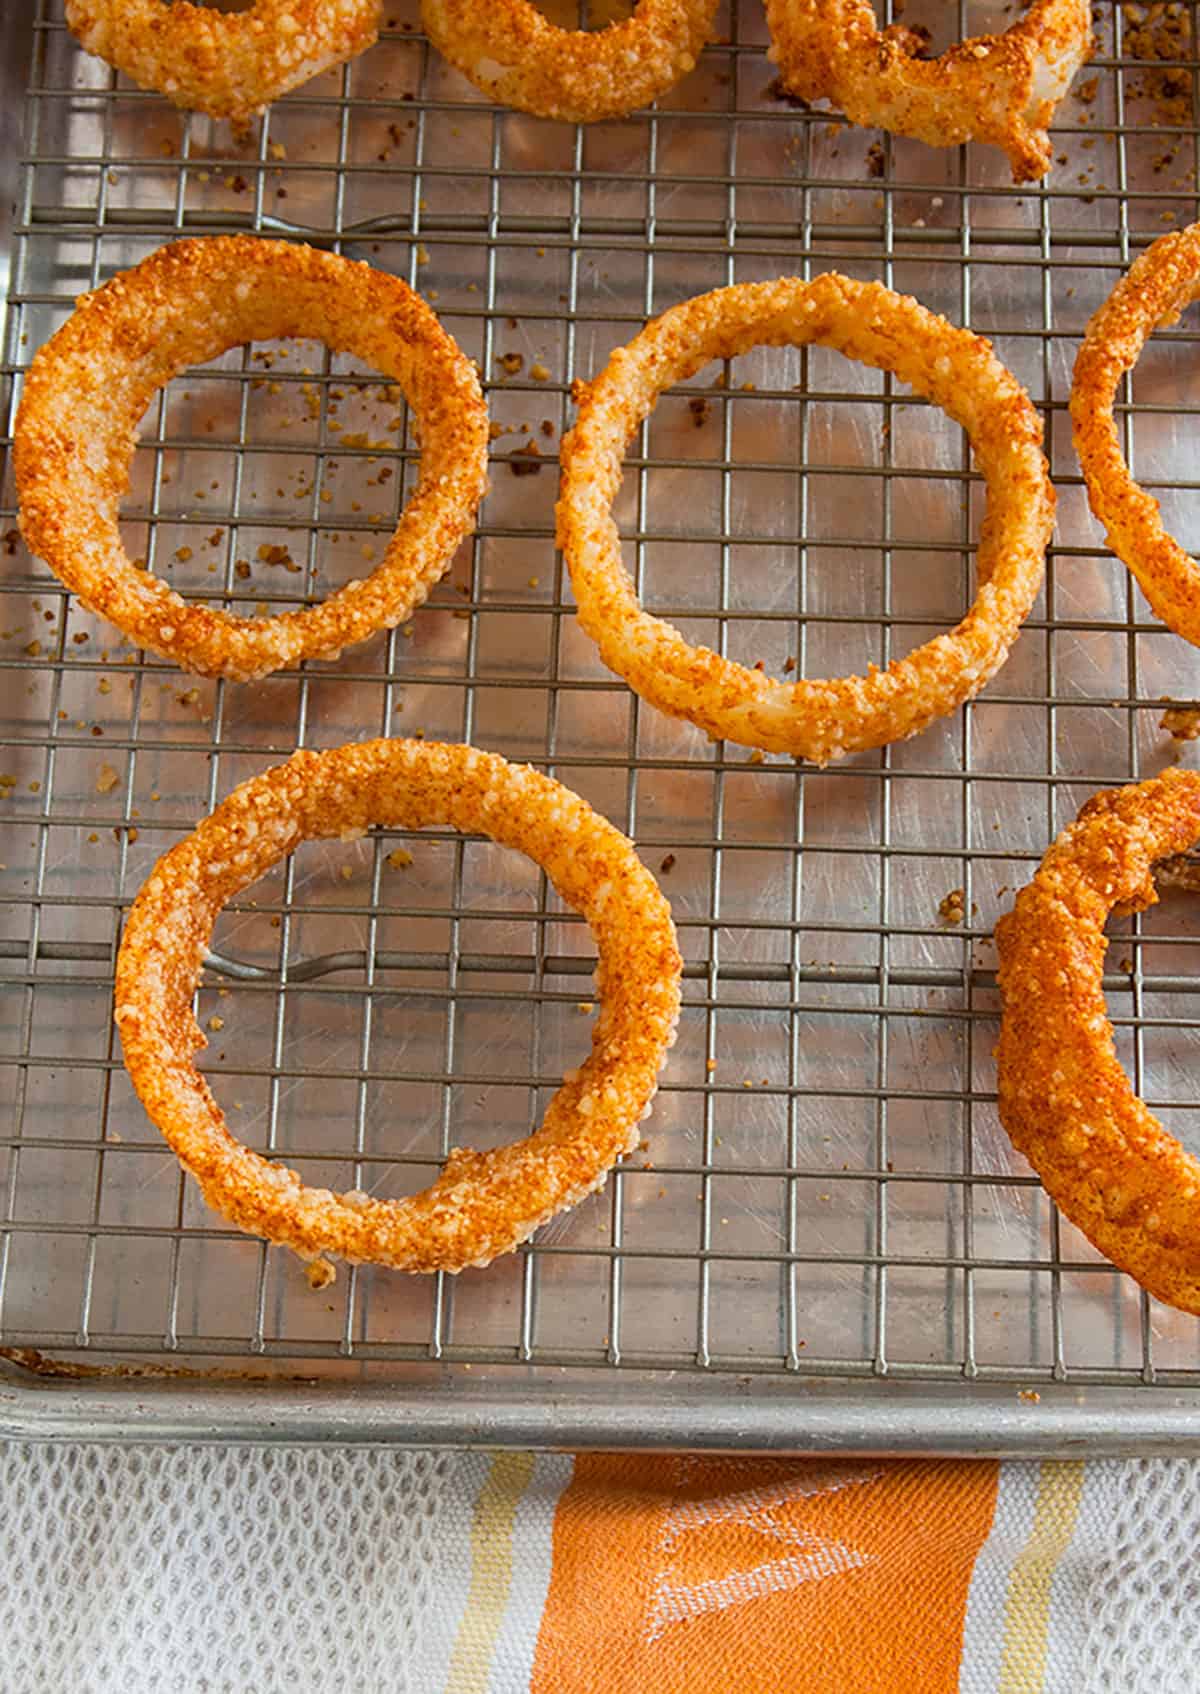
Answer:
[
  {"xmin": 763, "ymin": 0, "xmax": 1092, "ymax": 183},
  {"xmin": 1071, "ymin": 223, "xmax": 1200, "ymax": 648},
  {"xmin": 557, "ymin": 274, "xmax": 1054, "ymax": 765},
  {"xmin": 15, "ymin": 235, "xmax": 489, "ymax": 682},
  {"xmin": 114, "ymin": 740, "xmax": 682, "ymax": 1275},
  {"xmin": 64, "ymin": 0, "xmax": 380, "ymax": 120},
  {"xmin": 420, "ymin": 0, "xmax": 717, "ymax": 122},
  {"xmin": 996, "ymin": 768, "xmax": 1200, "ymax": 1315}
]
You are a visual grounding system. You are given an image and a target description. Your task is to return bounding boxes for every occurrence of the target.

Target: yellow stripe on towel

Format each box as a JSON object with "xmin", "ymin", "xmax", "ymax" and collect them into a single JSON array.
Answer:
[
  {"xmin": 445, "ymin": 1450, "xmax": 537, "ymax": 1694},
  {"xmin": 997, "ymin": 1460, "xmax": 1085, "ymax": 1693}
]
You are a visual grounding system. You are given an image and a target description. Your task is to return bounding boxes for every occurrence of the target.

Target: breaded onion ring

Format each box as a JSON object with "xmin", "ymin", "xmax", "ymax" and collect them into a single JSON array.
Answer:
[
  {"xmin": 15, "ymin": 236, "xmax": 488, "ymax": 682},
  {"xmin": 996, "ymin": 768, "xmax": 1200, "ymax": 1315},
  {"xmin": 1071, "ymin": 223, "xmax": 1200, "ymax": 648},
  {"xmin": 557, "ymin": 274, "xmax": 1054, "ymax": 766},
  {"xmin": 764, "ymin": 0, "xmax": 1092, "ymax": 183},
  {"xmin": 420, "ymin": 0, "xmax": 717, "ymax": 122},
  {"xmin": 64, "ymin": 0, "xmax": 380, "ymax": 120},
  {"xmin": 114, "ymin": 740, "xmax": 682, "ymax": 1274}
]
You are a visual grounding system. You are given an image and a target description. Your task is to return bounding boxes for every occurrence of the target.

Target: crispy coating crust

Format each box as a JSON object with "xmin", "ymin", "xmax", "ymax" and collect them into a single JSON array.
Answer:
[
  {"xmin": 996, "ymin": 769, "xmax": 1200, "ymax": 1314},
  {"xmin": 15, "ymin": 236, "xmax": 489, "ymax": 682},
  {"xmin": 1071, "ymin": 223, "xmax": 1200, "ymax": 648},
  {"xmin": 114, "ymin": 741, "xmax": 682, "ymax": 1274},
  {"xmin": 421, "ymin": 0, "xmax": 717, "ymax": 121},
  {"xmin": 557, "ymin": 274, "xmax": 1054, "ymax": 765},
  {"xmin": 65, "ymin": 0, "xmax": 380, "ymax": 120},
  {"xmin": 764, "ymin": 0, "xmax": 1092, "ymax": 182}
]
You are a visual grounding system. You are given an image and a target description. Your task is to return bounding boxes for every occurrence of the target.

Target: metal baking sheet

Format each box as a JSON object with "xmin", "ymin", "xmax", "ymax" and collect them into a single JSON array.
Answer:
[{"xmin": 5, "ymin": 0, "xmax": 1200, "ymax": 1450}]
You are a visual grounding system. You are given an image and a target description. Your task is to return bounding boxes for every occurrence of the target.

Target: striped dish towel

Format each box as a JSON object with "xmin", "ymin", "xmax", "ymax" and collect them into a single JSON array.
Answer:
[{"xmin": 1, "ymin": 1445, "xmax": 1192, "ymax": 1691}]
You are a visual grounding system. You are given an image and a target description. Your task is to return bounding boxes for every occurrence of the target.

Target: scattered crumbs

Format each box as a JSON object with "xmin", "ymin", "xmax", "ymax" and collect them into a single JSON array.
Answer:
[
  {"xmin": 705, "ymin": 1059, "xmax": 717, "ymax": 1073},
  {"xmin": 659, "ymin": 852, "xmax": 676, "ymax": 874},
  {"xmin": 174, "ymin": 545, "xmax": 193, "ymax": 563},
  {"xmin": 305, "ymin": 1258, "xmax": 337, "ymax": 1291},
  {"xmin": 748, "ymin": 750, "xmax": 764, "ymax": 765},
  {"xmin": 742, "ymin": 1079, "xmax": 753, "ymax": 1089},
  {"xmin": 938, "ymin": 887, "xmax": 966, "ymax": 926},
  {"xmin": 339, "ymin": 864, "xmax": 354, "ymax": 881},
  {"xmin": 207, "ymin": 1014, "xmax": 225, "ymax": 1032},
  {"xmin": 1018, "ymin": 1388, "xmax": 1041, "ymax": 1404},
  {"xmin": 510, "ymin": 440, "xmax": 542, "ymax": 477},
  {"xmin": 688, "ymin": 396, "xmax": 711, "ymax": 428},
  {"xmin": 497, "ymin": 351, "xmax": 524, "ymax": 376},
  {"xmin": 1123, "ymin": 3, "xmax": 1194, "ymax": 131},
  {"xmin": 783, "ymin": 655, "xmax": 796, "ymax": 674},
  {"xmin": 257, "ymin": 542, "xmax": 300, "ymax": 574},
  {"xmin": 529, "ymin": 361, "xmax": 551, "ymax": 382},
  {"xmin": 1118, "ymin": 956, "xmax": 1134, "ymax": 975},
  {"xmin": 95, "ymin": 762, "xmax": 120, "ymax": 795},
  {"xmin": 577, "ymin": 1001, "xmax": 594, "ymax": 1014},
  {"xmin": 72, "ymin": 631, "xmax": 89, "ymax": 644},
  {"xmin": 1160, "ymin": 703, "xmax": 1200, "ymax": 741},
  {"xmin": 527, "ymin": 576, "xmax": 540, "ymax": 589},
  {"xmin": 387, "ymin": 847, "xmax": 413, "ymax": 870},
  {"xmin": 865, "ymin": 140, "xmax": 885, "ymax": 178}
]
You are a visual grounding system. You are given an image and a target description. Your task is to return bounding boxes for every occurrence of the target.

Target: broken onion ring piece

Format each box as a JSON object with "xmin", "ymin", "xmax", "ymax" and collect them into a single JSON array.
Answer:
[{"xmin": 763, "ymin": 0, "xmax": 1092, "ymax": 183}]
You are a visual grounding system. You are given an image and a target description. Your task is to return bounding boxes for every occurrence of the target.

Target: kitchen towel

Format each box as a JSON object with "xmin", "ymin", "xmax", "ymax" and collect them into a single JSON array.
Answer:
[{"xmin": 1, "ymin": 1443, "xmax": 1196, "ymax": 1693}]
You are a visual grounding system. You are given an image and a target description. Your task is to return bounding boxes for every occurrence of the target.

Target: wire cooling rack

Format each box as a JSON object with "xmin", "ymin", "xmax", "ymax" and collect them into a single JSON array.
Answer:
[{"xmin": 5, "ymin": 0, "xmax": 1200, "ymax": 1449}]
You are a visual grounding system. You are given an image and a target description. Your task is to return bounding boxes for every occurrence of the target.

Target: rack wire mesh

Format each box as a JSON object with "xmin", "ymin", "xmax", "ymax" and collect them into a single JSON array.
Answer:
[{"xmin": 5, "ymin": 0, "xmax": 1200, "ymax": 1439}]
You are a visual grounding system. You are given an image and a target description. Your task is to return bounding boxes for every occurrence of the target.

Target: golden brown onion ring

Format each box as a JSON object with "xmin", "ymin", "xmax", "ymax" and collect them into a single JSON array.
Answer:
[
  {"xmin": 114, "ymin": 740, "xmax": 682, "ymax": 1275},
  {"xmin": 996, "ymin": 768, "xmax": 1200, "ymax": 1315},
  {"xmin": 1071, "ymin": 223, "xmax": 1200, "ymax": 648},
  {"xmin": 65, "ymin": 0, "xmax": 380, "ymax": 120},
  {"xmin": 557, "ymin": 274, "xmax": 1054, "ymax": 765},
  {"xmin": 763, "ymin": 0, "xmax": 1092, "ymax": 183},
  {"xmin": 15, "ymin": 235, "xmax": 488, "ymax": 682},
  {"xmin": 421, "ymin": 0, "xmax": 717, "ymax": 122}
]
